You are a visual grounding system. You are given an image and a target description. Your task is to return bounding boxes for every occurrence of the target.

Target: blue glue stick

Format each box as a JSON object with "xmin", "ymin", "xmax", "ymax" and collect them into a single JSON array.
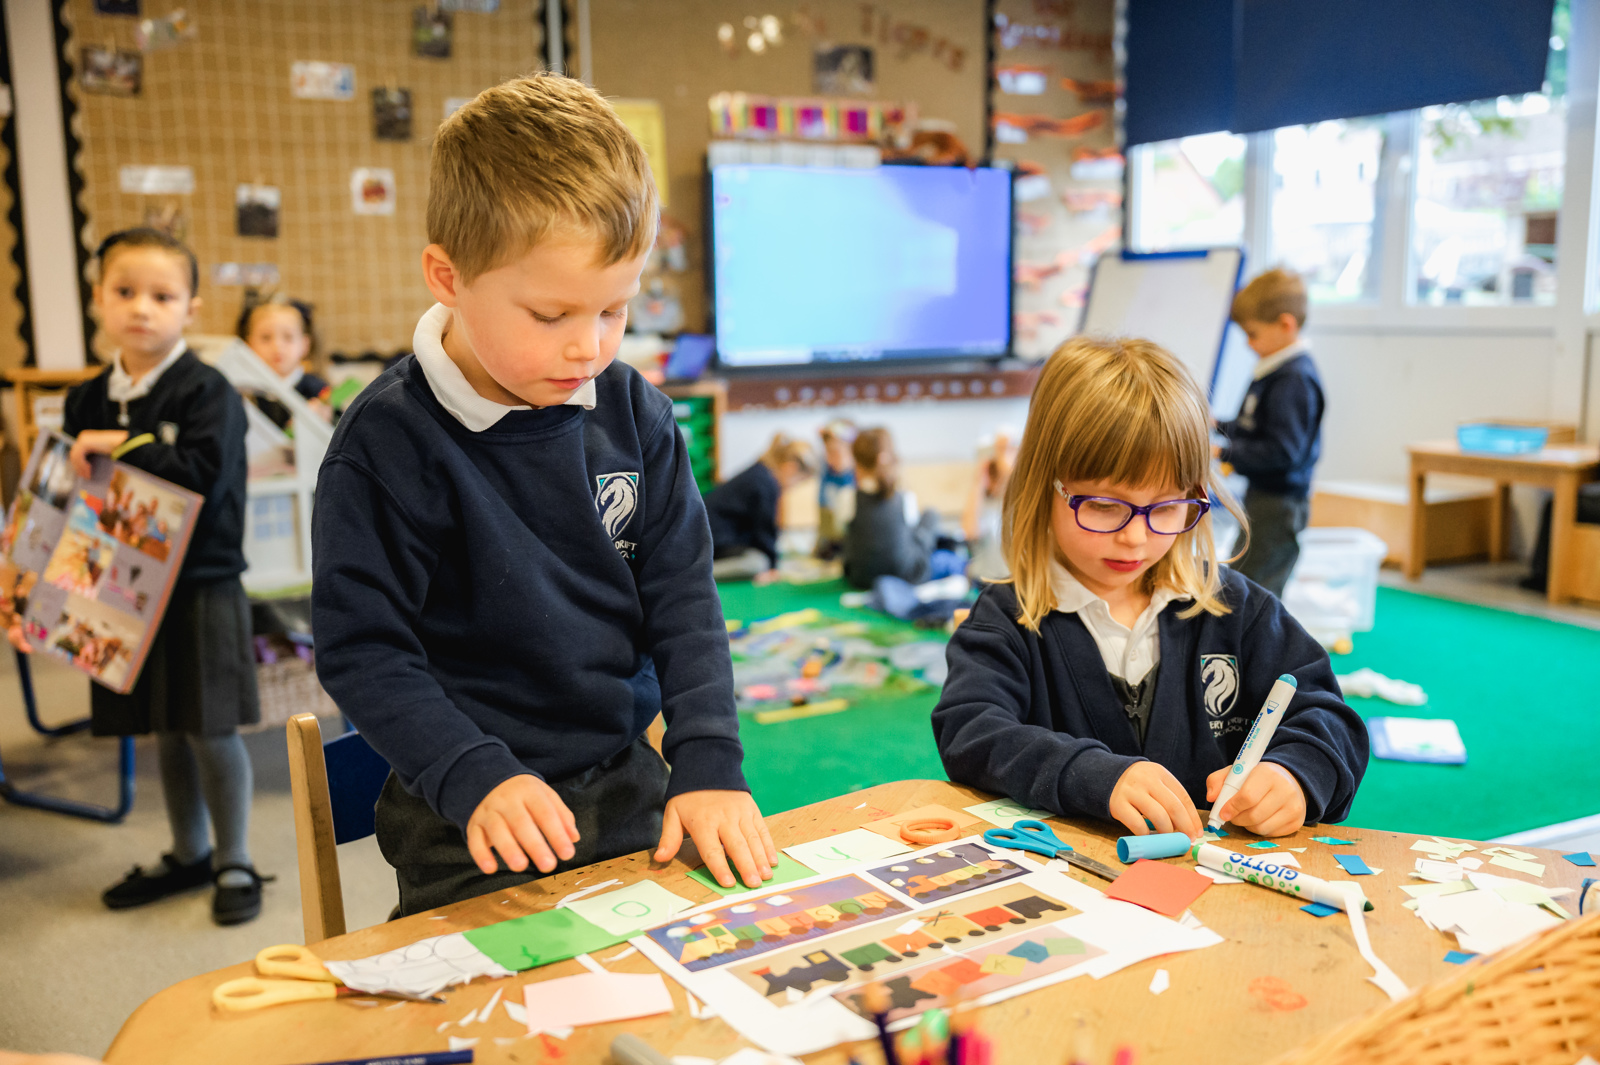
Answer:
[{"xmin": 1117, "ymin": 832, "xmax": 1193, "ymax": 863}]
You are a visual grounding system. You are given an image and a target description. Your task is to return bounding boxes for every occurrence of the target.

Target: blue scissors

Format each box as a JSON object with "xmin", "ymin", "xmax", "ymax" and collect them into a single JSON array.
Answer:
[{"xmin": 983, "ymin": 819, "xmax": 1121, "ymax": 882}]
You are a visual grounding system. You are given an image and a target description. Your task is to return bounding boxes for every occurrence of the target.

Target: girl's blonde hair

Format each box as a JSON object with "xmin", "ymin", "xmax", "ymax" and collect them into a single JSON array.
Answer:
[
  {"xmin": 1002, "ymin": 335, "xmax": 1247, "ymax": 631},
  {"xmin": 761, "ymin": 433, "xmax": 818, "ymax": 477}
]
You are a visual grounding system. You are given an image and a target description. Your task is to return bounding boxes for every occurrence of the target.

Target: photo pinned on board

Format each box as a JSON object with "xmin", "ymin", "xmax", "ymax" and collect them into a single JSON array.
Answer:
[
  {"xmin": 373, "ymin": 87, "xmax": 413, "ymax": 141},
  {"xmin": 79, "ymin": 47, "xmax": 142, "ymax": 96},
  {"xmin": 351, "ymin": 168, "xmax": 397, "ymax": 216},
  {"xmin": 412, "ymin": 6, "xmax": 453, "ymax": 58},
  {"xmin": 813, "ymin": 45, "xmax": 874, "ymax": 96},
  {"xmin": 236, "ymin": 184, "xmax": 281, "ymax": 238}
]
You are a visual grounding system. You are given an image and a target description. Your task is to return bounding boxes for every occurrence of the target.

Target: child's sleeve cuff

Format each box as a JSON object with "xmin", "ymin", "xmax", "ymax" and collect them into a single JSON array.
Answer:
[
  {"xmin": 433, "ymin": 741, "xmax": 541, "ymax": 832},
  {"xmin": 663, "ymin": 736, "xmax": 750, "ymax": 800}
]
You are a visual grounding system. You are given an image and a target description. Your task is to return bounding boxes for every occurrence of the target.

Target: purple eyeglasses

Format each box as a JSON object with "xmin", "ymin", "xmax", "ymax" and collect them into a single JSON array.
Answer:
[{"xmin": 1054, "ymin": 479, "xmax": 1211, "ymax": 535}]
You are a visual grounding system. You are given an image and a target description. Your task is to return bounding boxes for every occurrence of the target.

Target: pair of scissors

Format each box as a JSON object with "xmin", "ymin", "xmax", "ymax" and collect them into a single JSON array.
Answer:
[
  {"xmin": 982, "ymin": 819, "xmax": 1121, "ymax": 882},
  {"xmin": 212, "ymin": 943, "xmax": 446, "ymax": 1012}
]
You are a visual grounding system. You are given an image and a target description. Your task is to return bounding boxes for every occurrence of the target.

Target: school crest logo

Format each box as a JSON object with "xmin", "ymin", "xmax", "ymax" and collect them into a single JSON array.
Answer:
[
  {"xmin": 595, "ymin": 472, "xmax": 640, "ymax": 549},
  {"xmin": 1201, "ymin": 654, "xmax": 1240, "ymax": 718}
]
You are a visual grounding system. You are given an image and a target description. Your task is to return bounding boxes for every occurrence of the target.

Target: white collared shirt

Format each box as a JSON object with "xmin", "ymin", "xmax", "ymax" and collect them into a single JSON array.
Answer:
[
  {"xmin": 412, "ymin": 302, "xmax": 597, "ymax": 432},
  {"xmin": 1252, "ymin": 338, "xmax": 1309, "ymax": 381},
  {"xmin": 107, "ymin": 339, "xmax": 188, "ymax": 426},
  {"xmin": 1049, "ymin": 560, "xmax": 1189, "ymax": 684}
]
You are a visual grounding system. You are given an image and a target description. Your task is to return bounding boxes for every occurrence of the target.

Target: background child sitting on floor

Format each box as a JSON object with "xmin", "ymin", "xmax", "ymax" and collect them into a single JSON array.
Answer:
[
  {"xmin": 705, "ymin": 433, "xmax": 817, "ymax": 582},
  {"xmin": 813, "ymin": 419, "xmax": 856, "ymax": 561},
  {"xmin": 843, "ymin": 426, "xmax": 965, "ymax": 590}
]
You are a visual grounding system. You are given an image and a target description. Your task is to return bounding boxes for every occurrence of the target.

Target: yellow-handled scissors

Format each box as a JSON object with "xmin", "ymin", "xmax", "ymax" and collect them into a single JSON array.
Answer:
[{"xmin": 212, "ymin": 944, "xmax": 445, "ymax": 1012}]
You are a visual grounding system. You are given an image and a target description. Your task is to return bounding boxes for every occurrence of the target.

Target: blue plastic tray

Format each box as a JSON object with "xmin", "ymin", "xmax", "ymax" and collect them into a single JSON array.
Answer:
[{"xmin": 1457, "ymin": 424, "xmax": 1548, "ymax": 455}]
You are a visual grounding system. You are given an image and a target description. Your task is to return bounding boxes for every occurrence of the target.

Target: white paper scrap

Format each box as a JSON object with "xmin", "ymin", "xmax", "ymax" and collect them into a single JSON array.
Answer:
[
  {"xmin": 1195, "ymin": 866, "xmax": 1244, "ymax": 884},
  {"xmin": 324, "ymin": 931, "xmax": 514, "ymax": 998},
  {"xmin": 1414, "ymin": 858, "xmax": 1467, "ymax": 882},
  {"xmin": 1250, "ymin": 852, "xmax": 1301, "ymax": 868},
  {"xmin": 1341, "ymin": 883, "xmax": 1409, "ymax": 1001},
  {"xmin": 1458, "ymin": 857, "xmax": 1483, "ymax": 870},
  {"xmin": 1149, "ymin": 968, "xmax": 1170, "ymax": 994},
  {"xmin": 575, "ymin": 953, "xmax": 606, "ymax": 975},
  {"xmin": 1489, "ymin": 855, "xmax": 1546, "ymax": 878},
  {"xmin": 567, "ymin": 880, "xmax": 695, "ymax": 937},
  {"xmin": 448, "ymin": 1037, "xmax": 479, "ymax": 1051},
  {"xmin": 504, "ymin": 999, "xmax": 526, "ymax": 1025},
  {"xmin": 606, "ymin": 945, "xmax": 639, "ymax": 962},
  {"xmin": 784, "ymin": 828, "xmax": 912, "ymax": 870},
  {"xmin": 479, "ymin": 987, "xmax": 504, "ymax": 1022},
  {"xmin": 554, "ymin": 878, "xmax": 622, "ymax": 908}
]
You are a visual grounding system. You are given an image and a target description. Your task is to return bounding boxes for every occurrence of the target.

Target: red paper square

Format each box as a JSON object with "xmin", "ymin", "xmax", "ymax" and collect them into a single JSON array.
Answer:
[{"xmin": 1103, "ymin": 858, "xmax": 1211, "ymax": 917}]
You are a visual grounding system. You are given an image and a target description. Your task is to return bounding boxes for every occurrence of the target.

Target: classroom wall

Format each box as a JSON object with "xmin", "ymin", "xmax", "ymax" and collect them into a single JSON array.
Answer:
[
  {"xmin": 58, "ymin": 0, "xmax": 544, "ymax": 358},
  {"xmin": 585, "ymin": 0, "xmax": 990, "ymax": 337}
]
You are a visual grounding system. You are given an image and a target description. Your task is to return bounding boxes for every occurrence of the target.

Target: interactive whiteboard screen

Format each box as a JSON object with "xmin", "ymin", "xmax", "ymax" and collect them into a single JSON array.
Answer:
[{"xmin": 1078, "ymin": 249, "xmax": 1248, "ymax": 410}]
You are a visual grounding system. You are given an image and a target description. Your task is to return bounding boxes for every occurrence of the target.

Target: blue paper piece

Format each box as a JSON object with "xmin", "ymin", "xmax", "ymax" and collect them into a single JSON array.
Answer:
[
  {"xmin": 1563, "ymin": 852, "xmax": 1596, "ymax": 867},
  {"xmin": 1311, "ymin": 836, "xmax": 1357, "ymax": 845},
  {"xmin": 1300, "ymin": 902, "xmax": 1339, "ymax": 917},
  {"xmin": 1443, "ymin": 951, "xmax": 1477, "ymax": 965},
  {"xmin": 1244, "ymin": 840, "xmax": 1278, "ymax": 849},
  {"xmin": 1333, "ymin": 853, "xmax": 1376, "ymax": 876}
]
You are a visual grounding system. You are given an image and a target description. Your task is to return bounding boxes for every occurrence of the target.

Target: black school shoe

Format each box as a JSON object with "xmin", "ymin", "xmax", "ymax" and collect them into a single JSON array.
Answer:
[
  {"xmin": 103, "ymin": 851, "xmax": 214, "ymax": 910},
  {"xmin": 212, "ymin": 864, "xmax": 275, "ymax": 926}
]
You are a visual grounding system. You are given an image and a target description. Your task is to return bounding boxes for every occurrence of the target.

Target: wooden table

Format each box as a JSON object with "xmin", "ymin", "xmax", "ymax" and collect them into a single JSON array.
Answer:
[
  {"xmin": 106, "ymin": 780, "xmax": 1592, "ymax": 1065},
  {"xmin": 1406, "ymin": 440, "xmax": 1600, "ymax": 603}
]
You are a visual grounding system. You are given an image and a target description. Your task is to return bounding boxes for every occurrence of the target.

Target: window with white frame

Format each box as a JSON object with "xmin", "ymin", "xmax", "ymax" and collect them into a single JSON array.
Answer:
[
  {"xmin": 1128, "ymin": 131, "xmax": 1246, "ymax": 252},
  {"xmin": 1271, "ymin": 120, "xmax": 1385, "ymax": 302}
]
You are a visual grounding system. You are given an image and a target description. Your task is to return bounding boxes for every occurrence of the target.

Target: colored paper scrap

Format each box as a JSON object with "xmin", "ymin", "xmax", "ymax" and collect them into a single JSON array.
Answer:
[
  {"xmin": 978, "ymin": 953, "xmax": 1026, "ymax": 976},
  {"xmin": 1244, "ymin": 841, "xmax": 1278, "ymax": 849},
  {"xmin": 1300, "ymin": 902, "xmax": 1339, "ymax": 917},
  {"xmin": 521, "ymin": 970, "xmax": 673, "ymax": 1033},
  {"xmin": 687, "ymin": 853, "xmax": 816, "ymax": 896},
  {"xmin": 1148, "ymin": 968, "xmax": 1170, "ymax": 995},
  {"xmin": 1044, "ymin": 936, "xmax": 1087, "ymax": 955},
  {"xmin": 565, "ymin": 881, "xmax": 693, "ymax": 938},
  {"xmin": 1007, "ymin": 940, "xmax": 1050, "ymax": 963},
  {"xmin": 964, "ymin": 799, "xmax": 1053, "ymax": 828},
  {"xmin": 1443, "ymin": 951, "xmax": 1477, "ymax": 964},
  {"xmin": 1333, "ymin": 854, "xmax": 1377, "ymax": 876},
  {"xmin": 1310, "ymin": 837, "xmax": 1357, "ymax": 845},
  {"xmin": 859, "ymin": 804, "xmax": 986, "ymax": 845},
  {"xmin": 1103, "ymin": 859, "xmax": 1211, "ymax": 918},
  {"xmin": 1401, "ymin": 881, "xmax": 1473, "ymax": 900},
  {"xmin": 1489, "ymin": 855, "xmax": 1546, "ymax": 878},
  {"xmin": 784, "ymin": 828, "xmax": 913, "ymax": 871},
  {"xmin": 1564, "ymin": 853, "xmax": 1596, "ymax": 867},
  {"xmin": 463, "ymin": 907, "xmax": 623, "ymax": 972}
]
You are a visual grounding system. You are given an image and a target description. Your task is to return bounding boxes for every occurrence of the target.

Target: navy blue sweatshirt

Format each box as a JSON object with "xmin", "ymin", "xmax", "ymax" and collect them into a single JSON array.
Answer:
[
  {"xmin": 311, "ymin": 356, "xmax": 747, "ymax": 832},
  {"xmin": 64, "ymin": 353, "xmax": 248, "ymax": 583},
  {"xmin": 932, "ymin": 570, "xmax": 1367, "ymax": 827},
  {"xmin": 1219, "ymin": 353, "xmax": 1324, "ymax": 498},
  {"xmin": 704, "ymin": 462, "xmax": 781, "ymax": 568}
]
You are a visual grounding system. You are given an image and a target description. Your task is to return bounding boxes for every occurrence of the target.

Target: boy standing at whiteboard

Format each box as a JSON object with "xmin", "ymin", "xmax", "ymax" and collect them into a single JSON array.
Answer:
[
  {"xmin": 311, "ymin": 74, "xmax": 775, "ymax": 914},
  {"xmin": 1215, "ymin": 268, "xmax": 1325, "ymax": 598}
]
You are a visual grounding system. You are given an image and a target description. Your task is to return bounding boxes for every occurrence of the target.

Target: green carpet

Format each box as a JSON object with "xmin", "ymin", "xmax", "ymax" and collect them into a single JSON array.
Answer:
[{"xmin": 719, "ymin": 580, "xmax": 1600, "ymax": 839}]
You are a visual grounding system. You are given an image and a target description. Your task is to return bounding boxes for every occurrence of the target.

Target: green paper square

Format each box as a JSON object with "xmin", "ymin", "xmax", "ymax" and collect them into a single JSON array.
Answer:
[
  {"xmin": 1043, "ymin": 936, "xmax": 1087, "ymax": 956},
  {"xmin": 686, "ymin": 853, "xmax": 816, "ymax": 896},
  {"xmin": 461, "ymin": 907, "xmax": 624, "ymax": 972}
]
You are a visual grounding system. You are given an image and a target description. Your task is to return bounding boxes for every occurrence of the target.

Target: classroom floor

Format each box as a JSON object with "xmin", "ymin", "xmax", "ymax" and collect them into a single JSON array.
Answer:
[{"xmin": 3, "ymin": 571, "xmax": 1598, "ymax": 1058}]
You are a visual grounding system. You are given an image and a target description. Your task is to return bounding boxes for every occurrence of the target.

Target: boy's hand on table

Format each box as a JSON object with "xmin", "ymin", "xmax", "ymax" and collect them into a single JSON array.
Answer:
[
  {"xmin": 69, "ymin": 430, "xmax": 130, "ymax": 478},
  {"xmin": 656, "ymin": 790, "xmax": 777, "ymax": 890},
  {"xmin": 1109, "ymin": 761, "xmax": 1204, "ymax": 839},
  {"xmin": 1206, "ymin": 761, "xmax": 1306, "ymax": 838},
  {"xmin": 466, "ymin": 774, "xmax": 578, "ymax": 875}
]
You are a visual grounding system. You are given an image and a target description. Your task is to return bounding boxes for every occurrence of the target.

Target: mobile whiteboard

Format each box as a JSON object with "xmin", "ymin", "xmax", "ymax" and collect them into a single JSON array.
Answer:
[{"xmin": 1078, "ymin": 248, "xmax": 1254, "ymax": 417}]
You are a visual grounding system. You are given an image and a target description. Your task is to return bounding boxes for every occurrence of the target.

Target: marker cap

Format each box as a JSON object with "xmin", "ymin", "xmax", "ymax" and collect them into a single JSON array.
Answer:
[{"xmin": 1117, "ymin": 832, "xmax": 1193, "ymax": 863}]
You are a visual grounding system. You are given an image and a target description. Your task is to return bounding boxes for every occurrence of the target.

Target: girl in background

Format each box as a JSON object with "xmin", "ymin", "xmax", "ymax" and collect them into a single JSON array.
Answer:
[
  {"xmin": 238, "ymin": 295, "xmax": 331, "ymax": 423},
  {"xmin": 843, "ymin": 427, "xmax": 964, "ymax": 589},
  {"xmin": 813, "ymin": 419, "xmax": 856, "ymax": 561}
]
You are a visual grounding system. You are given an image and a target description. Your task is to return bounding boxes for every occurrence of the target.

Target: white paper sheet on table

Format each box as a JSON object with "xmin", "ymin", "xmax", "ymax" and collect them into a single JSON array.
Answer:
[
  {"xmin": 964, "ymin": 799, "xmax": 1054, "ymax": 828},
  {"xmin": 322, "ymin": 932, "xmax": 515, "ymax": 997},
  {"xmin": 630, "ymin": 836, "xmax": 1224, "ymax": 1057},
  {"xmin": 566, "ymin": 880, "xmax": 695, "ymax": 937},
  {"xmin": 783, "ymin": 828, "xmax": 912, "ymax": 870}
]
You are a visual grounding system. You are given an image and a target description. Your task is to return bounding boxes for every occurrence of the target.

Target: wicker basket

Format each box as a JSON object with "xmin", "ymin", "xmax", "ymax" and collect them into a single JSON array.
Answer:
[
  {"xmin": 246, "ymin": 651, "xmax": 341, "ymax": 733},
  {"xmin": 1270, "ymin": 905, "xmax": 1600, "ymax": 1065}
]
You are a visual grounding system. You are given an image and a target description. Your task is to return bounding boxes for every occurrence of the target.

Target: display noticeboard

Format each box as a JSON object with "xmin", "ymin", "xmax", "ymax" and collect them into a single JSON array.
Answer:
[{"xmin": 1, "ymin": 432, "xmax": 203, "ymax": 694}]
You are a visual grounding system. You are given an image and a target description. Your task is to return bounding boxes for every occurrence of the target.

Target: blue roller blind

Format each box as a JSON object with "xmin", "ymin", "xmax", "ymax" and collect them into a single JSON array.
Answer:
[{"xmin": 1124, "ymin": 0, "xmax": 1557, "ymax": 147}]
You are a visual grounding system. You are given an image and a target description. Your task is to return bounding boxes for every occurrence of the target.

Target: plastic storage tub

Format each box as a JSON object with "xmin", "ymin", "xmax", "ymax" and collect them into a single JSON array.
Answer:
[
  {"xmin": 1456, "ymin": 423, "xmax": 1549, "ymax": 454},
  {"xmin": 1281, "ymin": 527, "xmax": 1388, "ymax": 641}
]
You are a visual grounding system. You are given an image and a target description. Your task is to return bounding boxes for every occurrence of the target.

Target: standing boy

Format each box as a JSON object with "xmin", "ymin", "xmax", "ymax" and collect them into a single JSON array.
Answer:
[
  {"xmin": 1216, "ymin": 268, "xmax": 1325, "ymax": 598},
  {"xmin": 312, "ymin": 74, "xmax": 775, "ymax": 915}
]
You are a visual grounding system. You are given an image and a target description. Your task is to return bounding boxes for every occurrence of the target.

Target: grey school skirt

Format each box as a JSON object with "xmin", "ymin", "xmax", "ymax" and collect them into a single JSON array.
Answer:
[{"xmin": 90, "ymin": 576, "xmax": 261, "ymax": 737}]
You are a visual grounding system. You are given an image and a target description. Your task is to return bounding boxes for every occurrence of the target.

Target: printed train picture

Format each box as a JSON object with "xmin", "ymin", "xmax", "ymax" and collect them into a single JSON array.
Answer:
[
  {"xmin": 835, "ymin": 922, "xmax": 1109, "ymax": 1023},
  {"xmin": 646, "ymin": 875, "xmax": 911, "ymax": 973},
  {"xmin": 867, "ymin": 842, "xmax": 1030, "ymax": 902},
  {"xmin": 731, "ymin": 882, "xmax": 1080, "ymax": 1001}
]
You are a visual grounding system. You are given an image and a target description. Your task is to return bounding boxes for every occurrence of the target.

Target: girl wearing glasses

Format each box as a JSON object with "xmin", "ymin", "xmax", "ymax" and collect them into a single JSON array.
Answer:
[{"xmin": 933, "ymin": 337, "xmax": 1366, "ymax": 840}]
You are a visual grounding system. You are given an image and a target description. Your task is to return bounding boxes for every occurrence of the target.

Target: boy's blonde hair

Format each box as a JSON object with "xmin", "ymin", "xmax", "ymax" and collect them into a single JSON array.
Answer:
[
  {"xmin": 1002, "ymin": 336, "xmax": 1246, "ymax": 631},
  {"xmin": 1231, "ymin": 267, "xmax": 1307, "ymax": 327},
  {"xmin": 761, "ymin": 433, "xmax": 818, "ymax": 477},
  {"xmin": 428, "ymin": 73, "xmax": 659, "ymax": 284}
]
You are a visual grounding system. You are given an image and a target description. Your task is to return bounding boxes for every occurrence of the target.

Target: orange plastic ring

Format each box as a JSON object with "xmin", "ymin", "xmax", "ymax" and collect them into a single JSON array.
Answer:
[{"xmin": 900, "ymin": 818, "xmax": 961, "ymax": 845}]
